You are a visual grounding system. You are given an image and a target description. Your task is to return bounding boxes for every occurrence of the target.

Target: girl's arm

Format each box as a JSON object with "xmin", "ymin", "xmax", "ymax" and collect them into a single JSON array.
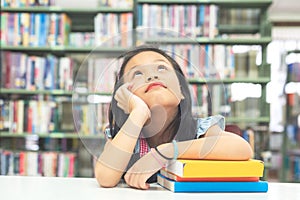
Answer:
[
  {"xmin": 124, "ymin": 125, "xmax": 253, "ymax": 189},
  {"xmin": 94, "ymin": 109, "xmax": 147, "ymax": 188},
  {"xmin": 164, "ymin": 125, "xmax": 253, "ymax": 160},
  {"xmin": 94, "ymin": 83, "xmax": 150, "ymax": 188}
]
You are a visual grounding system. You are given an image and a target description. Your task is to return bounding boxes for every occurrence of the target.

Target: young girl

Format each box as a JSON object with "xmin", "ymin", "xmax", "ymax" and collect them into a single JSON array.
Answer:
[{"xmin": 94, "ymin": 45, "xmax": 253, "ymax": 189}]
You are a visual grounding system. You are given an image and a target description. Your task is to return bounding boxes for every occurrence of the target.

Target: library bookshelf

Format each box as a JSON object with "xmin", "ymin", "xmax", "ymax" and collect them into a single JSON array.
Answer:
[
  {"xmin": 280, "ymin": 50, "xmax": 300, "ymax": 182},
  {"xmin": 0, "ymin": 0, "xmax": 273, "ymax": 178}
]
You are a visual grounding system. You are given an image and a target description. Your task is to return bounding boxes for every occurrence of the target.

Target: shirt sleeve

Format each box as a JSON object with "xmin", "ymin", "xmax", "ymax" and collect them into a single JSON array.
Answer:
[{"xmin": 196, "ymin": 115, "xmax": 225, "ymax": 138}]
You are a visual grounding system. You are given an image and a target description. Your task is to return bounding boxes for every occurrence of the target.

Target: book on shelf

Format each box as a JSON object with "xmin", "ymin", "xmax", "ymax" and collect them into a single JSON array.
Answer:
[
  {"xmin": 0, "ymin": 150, "xmax": 77, "ymax": 177},
  {"xmin": 234, "ymin": 50, "xmax": 259, "ymax": 79},
  {"xmin": 218, "ymin": 8, "xmax": 260, "ymax": 26},
  {"xmin": 0, "ymin": 12, "xmax": 71, "ymax": 47},
  {"xmin": 157, "ymin": 173, "xmax": 268, "ymax": 193},
  {"xmin": 0, "ymin": 98, "xmax": 110, "ymax": 136},
  {"xmin": 0, "ymin": 99, "xmax": 58, "ymax": 134},
  {"xmin": 164, "ymin": 159, "xmax": 264, "ymax": 178},
  {"xmin": 98, "ymin": 0, "xmax": 133, "ymax": 8},
  {"xmin": 1, "ymin": 51, "xmax": 74, "ymax": 91},
  {"xmin": 287, "ymin": 62, "xmax": 300, "ymax": 82},
  {"xmin": 94, "ymin": 12, "xmax": 133, "ymax": 47},
  {"xmin": 137, "ymin": 4, "xmax": 217, "ymax": 38},
  {"xmin": 1, "ymin": 0, "xmax": 56, "ymax": 7}
]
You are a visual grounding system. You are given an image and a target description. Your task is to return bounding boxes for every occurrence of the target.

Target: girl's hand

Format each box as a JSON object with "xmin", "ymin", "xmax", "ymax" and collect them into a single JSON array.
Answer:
[
  {"xmin": 124, "ymin": 150, "xmax": 166, "ymax": 190},
  {"xmin": 114, "ymin": 83, "xmax": 150, "ymax": 117}
]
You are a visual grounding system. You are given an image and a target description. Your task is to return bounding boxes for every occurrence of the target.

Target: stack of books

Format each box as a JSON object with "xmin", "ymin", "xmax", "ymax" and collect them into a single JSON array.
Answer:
[{"xmin": 157, "ymin": 159, "xmax": 268, "ymax": 193}]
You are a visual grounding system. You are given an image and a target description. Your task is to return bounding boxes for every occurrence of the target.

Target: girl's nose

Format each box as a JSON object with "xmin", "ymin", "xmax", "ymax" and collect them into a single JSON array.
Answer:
[{"xmin": 147, "ymin": 75, "xmax": 159, "ymax": 82}]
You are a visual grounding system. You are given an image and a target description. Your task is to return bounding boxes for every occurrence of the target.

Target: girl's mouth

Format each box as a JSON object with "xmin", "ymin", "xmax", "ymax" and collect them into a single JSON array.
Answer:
[{"xmin": 145, "ymin": 82, "xmax": 166, "ymax": 92}]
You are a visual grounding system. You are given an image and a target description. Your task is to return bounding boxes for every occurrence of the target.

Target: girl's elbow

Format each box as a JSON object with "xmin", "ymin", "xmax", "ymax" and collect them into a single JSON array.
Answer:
[
  {"xmin": 95, "ymin": 172, "xmax": 119, "ymax": 188},
  {"xmin": 94, "ymin": 165, "xmax": 119, "ymax": 188},
  {"xmin": 236, "ymin": 138, "xmax": 254, "ymax": 160}
]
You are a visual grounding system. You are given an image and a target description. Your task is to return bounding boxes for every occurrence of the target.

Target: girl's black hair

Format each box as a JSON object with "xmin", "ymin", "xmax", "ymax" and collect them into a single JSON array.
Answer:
[{"xmin": 108, "ymin": 45, "xmax": 197, "ymax": 142}]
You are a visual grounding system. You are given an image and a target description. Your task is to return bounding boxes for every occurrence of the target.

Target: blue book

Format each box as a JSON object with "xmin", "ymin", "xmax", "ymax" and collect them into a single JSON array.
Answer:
[{"xmin": 157, "ymin": 173, "xmax": 268, "ymax": 193}]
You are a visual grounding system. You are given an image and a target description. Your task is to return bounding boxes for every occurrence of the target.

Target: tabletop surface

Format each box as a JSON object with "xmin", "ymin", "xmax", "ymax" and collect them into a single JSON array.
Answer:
[{"xmin": 0, "ymin": 175, "xmax": 299, "ymax": 200}]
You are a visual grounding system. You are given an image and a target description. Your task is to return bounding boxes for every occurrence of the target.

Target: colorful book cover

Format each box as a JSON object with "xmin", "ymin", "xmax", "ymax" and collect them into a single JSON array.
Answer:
[
  {"xmin": 165, "ymin": 159, "xmax": 264, "ymax": 178},
  {"xmin": 160, "ymin": 168, "xmax": 259, "ymax": 182},
  {"xmin": 157, "ymin": 173, "xmax": 268, "ymax": 193}
]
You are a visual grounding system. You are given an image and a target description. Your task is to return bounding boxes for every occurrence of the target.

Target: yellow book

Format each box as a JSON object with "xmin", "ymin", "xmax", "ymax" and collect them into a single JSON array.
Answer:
[{"xmin": 164, "ymin": 159, "xmax": 264, "ymax": 178}]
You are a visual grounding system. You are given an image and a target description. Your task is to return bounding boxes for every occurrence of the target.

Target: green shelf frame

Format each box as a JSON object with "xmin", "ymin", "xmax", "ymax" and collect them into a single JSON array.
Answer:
[
  {"xmin": 137, "ymin": 0, "xmax": 272, "ymax": 8},
  {"xmin": 0, "ymin": 88, "xmax": 112, "ymax": 96},
  {"xmin": 287, "ymin": 50, "xmax": 300, "ymax": 54},
  {"xmin": 218, "ymin": 24, "xmax": 260, "ymax": 34},
  {"xmin": 0, "ymin": 45, "xmax": 129, "ymax": 54},
  {"xmin": 0, "ymin": 7, "xmax": 133, "ymax": 14},
  {"xmin": 188, "ymin": 77, "xmax": 270, "ymax": 84},
  {"xmin": 226, "ymin": 116, "xmax": 270, "ymax": 123},
  {"xmin": 143, "ymin": 37, "xmax": 272, "ymax": 45},
  {"xmin": 0, "ymin": 132, "xmax": 104, "ymax": 139},
  {"xmin": 0, "ymin": 88, "xmax": 72, "ymax": 95}
]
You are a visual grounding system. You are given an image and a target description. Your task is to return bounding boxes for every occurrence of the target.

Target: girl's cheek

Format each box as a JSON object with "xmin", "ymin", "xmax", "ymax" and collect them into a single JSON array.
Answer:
[{"xmin": 130, "ymin": 79, "xmax": 148, "ymax": 93}]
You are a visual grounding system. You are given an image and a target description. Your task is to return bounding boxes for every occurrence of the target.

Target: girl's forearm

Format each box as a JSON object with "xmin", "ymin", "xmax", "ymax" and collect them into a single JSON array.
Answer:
[
  {"xmin": 95, "ymin": 109, "xmax": 147, "ymax": 187},
  {"xmin": 157, "ymin": 131, "xmax": 253, "ymax": 161}
]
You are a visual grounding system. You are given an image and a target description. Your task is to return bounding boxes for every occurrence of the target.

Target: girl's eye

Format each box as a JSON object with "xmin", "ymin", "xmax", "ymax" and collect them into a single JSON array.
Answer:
[
  {"xmin": 157, "ymin": 65, "xmax": 167, "ymax": 72},
  {"xmin": 132, "ymin": 70, "xmax": 143, "ymax": 78}
]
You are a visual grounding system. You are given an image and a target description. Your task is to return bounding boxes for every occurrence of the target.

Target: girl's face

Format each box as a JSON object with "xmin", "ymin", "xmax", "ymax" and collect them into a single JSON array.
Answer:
[{"xmin": 123, "ymin": 51, "xmax": 184, "ymax": 109}]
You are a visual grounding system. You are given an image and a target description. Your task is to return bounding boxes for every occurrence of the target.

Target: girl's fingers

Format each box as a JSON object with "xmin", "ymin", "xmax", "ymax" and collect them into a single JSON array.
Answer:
[{"xmin": 125, "ymin": 173, "xmax": 149, "ymax": 190}]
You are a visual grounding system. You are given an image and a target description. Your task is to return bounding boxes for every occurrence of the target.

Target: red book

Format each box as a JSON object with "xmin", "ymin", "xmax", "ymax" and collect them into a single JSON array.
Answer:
[
  {"xmin": 19, "ymin": 152, "xmax": 26, "ymax": 175},
  {"xmin": 160, "ymin": 169, "xmax": 259, "ymax": 182},
  {"xmin": 27, "ymin": 105, "xmax": 32, "ymax": 133}
]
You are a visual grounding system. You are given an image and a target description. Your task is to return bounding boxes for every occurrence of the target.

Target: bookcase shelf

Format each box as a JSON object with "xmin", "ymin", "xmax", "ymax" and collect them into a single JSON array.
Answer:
[
  {"xmin": 0, "ymin": 88, "xmax": 72, "ymax": 95},
  {"xmin": 1, "ymin": 45, "xmax": 128, "ymax": 54},
  {"xmin": 143, "ymin": 37, "xmax": 272, "ymax": 45},
  {"xmin": 188, "ymin": 77, "xmax": 270, "ymax": 84},
  {"xmin": 1, "ymin": 7, "xmax": 133, "ymax": 14},
  {"xmin": 0, "ymin": 88, "xmax": 112, "ymax": 96},
  {"xmin": 226, "ymin": 116, "xmax": 270, "ymax": 123},
  {"xmin": 218, "ymin": 24, "xmax": 260, "ymax": 34},
  {"xmin": 0, "ymin": 132, "xmax": 104, "ymax": 139},
  {"xmin": 137, "ymin": 0, "xmax": 272, "ymax": 8},
  {"xmin": 280, "ymin": 50, "xmax": 300, "ymax": 182},
  {"xmin": 0, "ymin": 0, "xmax": 272, "ymax": 178}
]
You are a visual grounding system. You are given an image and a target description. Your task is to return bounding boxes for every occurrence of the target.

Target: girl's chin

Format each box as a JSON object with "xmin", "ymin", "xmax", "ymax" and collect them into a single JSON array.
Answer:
[{"xmin": 146, "ymin": 100, "xmax": 180, "ymax": 109}]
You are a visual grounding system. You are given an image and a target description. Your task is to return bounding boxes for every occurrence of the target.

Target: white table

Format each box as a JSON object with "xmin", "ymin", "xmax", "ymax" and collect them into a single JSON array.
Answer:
[{"xmin": 0, "ymin": 175, "xmax": 299, "ymax": 200}]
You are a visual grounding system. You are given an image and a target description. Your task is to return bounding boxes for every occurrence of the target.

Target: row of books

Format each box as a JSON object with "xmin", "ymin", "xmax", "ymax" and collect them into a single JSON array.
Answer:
[
  {"xmin": 99, "ymin": 0, "xmax": 133, "ymax": 8},
  {"xmin": 70, "ymin": 101, "xmax": 110, "ymax": 136},
  {"xmin": 288, "ymin": 155, "xmax": 300, "ymax": 181},
  {"xmin": 0, "ymin": 150, "xmax": 77, "ymax": 177},
  {"xmin": 286, "ymin": 124, "xmax": 300, "ymax": 146},
  {"xmin": 159, "ymin": 44, "xmax": 259, "ymax": 79},
  {"xmin": 1, "ymin": 0, "xmax": 132, "ymax": 8},
  {"xmin": 0, "ymin": 99, "xmax": 58, "ymax": 134},
  {"xmin": 287, "ymin": 62, "xmax": 300, "ymax": 82},
  {"xmin": 1, "ymin": 51, "xmax": 74, "ymax": 91},
  {"xmin": 190, "ymin": 84, "xmax": 229, "ymax": 118},
  {"xmin": 218, "ymin": 8, "xmax": 260, "ymax": 26},
  {"xmin": 69, "ymin": 32, "xmax": 95, "ymax": 48},
  {"xmin": 287, "ymin": 92, "xmax": 300, "ymax": 113},
  {"xmin": 0, "ymin": 12, "xmax": 71, "ymax": 46},
  {"xmin": 137, "ymin": 4, "xmax": 218, "ymax": 38},
  {"xmin": 190, "ymin": 84, "xmax": 261, "ymax": 118},
  {"xmin": 234, "ymin": 50, "xmax": 259, "ymax": 78},
  {"xmin": 158, "ymin": 159, "xmax": 268, "ymax": 192},
  {"xmin": 94, "ymin": 13, "xmax": 133, "ymax": 47},
  {"xmin": 0, "ymin": 99, "xmax": 110, "ymax": 136},
  {"xmin": 1, "ymin": 0, "xmax": 56, "ymax": 7},
  {"xmin": 0, "ymin": 96, "xmax": 261, "ymax": 136}
]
